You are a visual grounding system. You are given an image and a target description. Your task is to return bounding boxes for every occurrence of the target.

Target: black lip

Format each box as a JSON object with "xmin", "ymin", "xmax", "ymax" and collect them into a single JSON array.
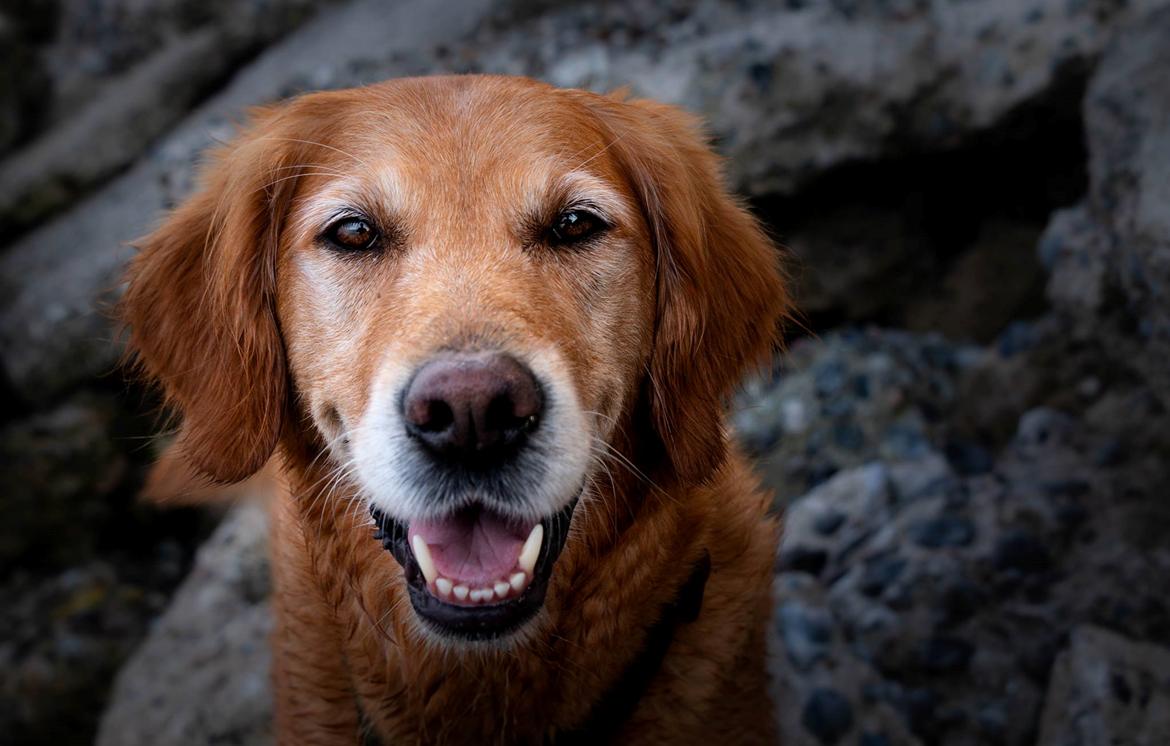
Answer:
[{"xmin": 370, "ymin": 497, "xmax": 578, "ymax": 640}]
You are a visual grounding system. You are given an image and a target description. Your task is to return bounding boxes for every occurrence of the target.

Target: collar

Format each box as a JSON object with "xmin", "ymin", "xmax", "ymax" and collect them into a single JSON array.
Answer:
[{"xmin": 551, "ymin": 550, "xmax": 712, "ymax": 745}]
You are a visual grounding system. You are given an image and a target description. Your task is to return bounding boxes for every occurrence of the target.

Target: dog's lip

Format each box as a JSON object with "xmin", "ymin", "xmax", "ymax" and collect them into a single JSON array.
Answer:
[{"xmin": 369, "ymin": 497, "xmax": 578, "ymax": 640}]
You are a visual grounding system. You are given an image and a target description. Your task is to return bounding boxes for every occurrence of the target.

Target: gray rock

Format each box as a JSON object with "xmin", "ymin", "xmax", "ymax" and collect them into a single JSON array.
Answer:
[
  {"xmin": 37, "ymin": 0, "xmax": 323, "ymax": 124},
  {"xmin": 802, "ymin": 687, "xmax": 854, "ymax": 745},
  {"xmin": 0, "ymin": 393, "xmax": 124, "ymax": 568},
  {"xmin": 466, "ymin": 0, "xmax": 1166, "ymax": 197},
  {"xmin": 778, "ymin": 600, "xmax": 835, "ymax": 671},
  {"xmin": 732, "ymin": 329, "xmax": 981, "ymax": 505},
  {"xmin": 0, "ymin": 556, "xmax": 187, "ymax": 742},
  {"xmin": 96, "ymin": 502, "xmax": 273, "ymax": 746},
  {"xmin": 0, "ymin": 0, "xmax": 336, "ymax": 233},
  {"xmin": 769, "ymin": 574, "xmax": 922, "ymax": 746},
  {"xmin": 1038, "ymin": 626, "xmax": 1170, "ymax": 746},
  {"xmin": 766, "ymin": 328, "xmax": 1170, "ymax": 746},
  {"xmin": 1044, "ymin": 6, "xmax": 1170, "ymax": 409},
  {"xmin": 0, "ymin": 9, "xmax": 51, "ymax": 157},
  {"xmin": 0, "ymin": 29, "xmax": 239, "ymax": 233}
]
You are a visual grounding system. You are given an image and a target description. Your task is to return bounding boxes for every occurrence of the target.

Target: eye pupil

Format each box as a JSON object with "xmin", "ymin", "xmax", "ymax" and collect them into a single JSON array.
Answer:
[
  {"xmin": 329, "ymin": 218, "xmax": 377, "ymax": 250},
  {"xmin": 551, "ymin": 209, "xmax": 603, "ymax": 245}
]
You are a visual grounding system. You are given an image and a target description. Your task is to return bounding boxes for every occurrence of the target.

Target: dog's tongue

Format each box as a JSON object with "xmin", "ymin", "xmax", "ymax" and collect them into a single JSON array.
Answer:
[{"xmin": 409, "ymin": 507, "xmax": 532, "ymax": 586}]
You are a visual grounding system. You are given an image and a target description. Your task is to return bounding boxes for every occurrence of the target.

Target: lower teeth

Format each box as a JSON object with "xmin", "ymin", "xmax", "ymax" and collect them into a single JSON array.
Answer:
[{"xmin": 430, "ymin": 570, "xmax": 530, "ymax": 604}]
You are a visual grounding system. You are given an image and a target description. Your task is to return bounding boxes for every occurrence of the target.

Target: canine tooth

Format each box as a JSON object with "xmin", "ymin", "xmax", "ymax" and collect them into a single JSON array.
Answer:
[
  {"xmin": 435, "ymin": 578, "xmax": 453, "ymax": 597},
  {"xmin": 411, "ymin": 535, "xmax": 437, "ymax": 585},
  {"xmin": 453, "ymin": 584, "xmax": 469, "ymax": 601},
  {"xmin": 519, "ymin": 524, "xmax": 543, "ymax": 574},
  {"xmin": 494, "ymin": 581, "xmax": 510, "ymax": 597},
  {"xmin": 509, "ymin": 572, "xmax": 526, "ymax": 591}
]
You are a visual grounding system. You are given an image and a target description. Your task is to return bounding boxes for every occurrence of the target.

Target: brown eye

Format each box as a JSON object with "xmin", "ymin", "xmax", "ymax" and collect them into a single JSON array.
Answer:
[
  {"xmin": 549, "ymin": 209, "xmax": 606, "ymax": 246},
  {"xmin": 326, "ymin": 217, "xmax": 379, "ymax": 251}
]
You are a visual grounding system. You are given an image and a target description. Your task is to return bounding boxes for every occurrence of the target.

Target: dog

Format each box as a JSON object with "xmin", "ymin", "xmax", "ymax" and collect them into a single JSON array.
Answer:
[{"xmin": 123, "ymin": 74, "xmax": 790, "ymax": 745}]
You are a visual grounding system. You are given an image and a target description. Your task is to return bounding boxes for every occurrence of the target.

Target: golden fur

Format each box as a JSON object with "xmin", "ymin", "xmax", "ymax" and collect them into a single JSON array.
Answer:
[{"xmin": 123, "ymin": 75, "xmax": 790, "ymax": 745}]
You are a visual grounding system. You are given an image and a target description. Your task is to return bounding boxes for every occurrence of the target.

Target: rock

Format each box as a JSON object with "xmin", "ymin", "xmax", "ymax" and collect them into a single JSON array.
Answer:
[
  {"xmin": 992, "ymin": 529, "xmax": 1052, "ymax": 575},
  {"xmin": 0, "ymin": 0, "xmax": 333, "ymax": 234},
  {"xmin": 859, "ymin": 553, "xmax": 908, "ymax": 599},
  {"xmin": 802, "ymin": 688, "xmax": 854, "ymax": 745},
  {"xmin": 907, "ymin": 515, "xmax": 975, "ymax": 549},
  {"xmin": 0, "ymin": 8, "xmax": 52, "ymax": 157},
  {"xmin": 0, "ymin": 555, "xmax": 189, "ymax": 743},
  {"xmin": 1038, "ymin": 626, "xmax": 1170, "ymax": 746},
  {"xmin": 813, "ymin": 510, "xmax": 846, "ymax": 537},
  {"xmin": 1043, "ymin": 6, "xmax": 1170, "ymax": 410},
  {"xmin": 916, "ymin": 637, "xmax": 974, "ymax": 675},
  {"xmin": 0, "ymin": 394, "xmax": 124, "ymax": 568},
  {"xmin": 466, "ymin": 0, "xmax": 1161, "ymax": 197},
  {"xmin": 768, "ymin": 330, "xmax": 1170, "ymax": 745},
  {"xmin": 0, "ymin": 0, "xmax": 497, "ymax": 404},
  {"xmin": 0, "ymin": 30, "xmax": 241, "ymax": 233},
  {"xmin": 771, "ymin": 579, "xmax": 921, "ymax": 746},
  {"xmin": 733, "ymin": 329, "xmax": 982, "ymax": 505},
  {"xmin": 96, "ymin": 502, "xmax": 272, "ymax": 746},
  {"xmin": 777, "ymin": 600, "xmax": 834, "ymax": 671},
  {"xmin": 37, "ymin": 0, "xmax": 321, "ymax": 124}
]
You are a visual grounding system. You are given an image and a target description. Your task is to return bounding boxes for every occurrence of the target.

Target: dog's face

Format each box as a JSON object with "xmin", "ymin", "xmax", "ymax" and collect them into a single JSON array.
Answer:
[
  {"xmin": 124, "ymin": 76, "xmax": 787, "ymax": 642},
  {"xmin": 277, "ymin": 79, "xmax": 655, "ymax": 636}
]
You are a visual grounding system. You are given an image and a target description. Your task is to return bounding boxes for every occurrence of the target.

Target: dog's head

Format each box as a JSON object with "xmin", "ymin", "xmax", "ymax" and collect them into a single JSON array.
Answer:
[{"xmin": 124, "ymin": 76, "xmax": 788, "ymax": 641}]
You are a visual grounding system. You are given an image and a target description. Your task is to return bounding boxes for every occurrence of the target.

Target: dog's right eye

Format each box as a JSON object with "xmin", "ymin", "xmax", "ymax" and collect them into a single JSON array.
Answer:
[{"xmin": 324, "ymin": 217, "xmax": 380, "ymax": 251}]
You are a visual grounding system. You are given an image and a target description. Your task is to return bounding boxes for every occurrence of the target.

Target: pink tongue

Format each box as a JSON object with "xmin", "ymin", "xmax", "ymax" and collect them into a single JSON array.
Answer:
[{"xmin": 409, "ymin": 507, "xmax": 533, "ymax": 586}]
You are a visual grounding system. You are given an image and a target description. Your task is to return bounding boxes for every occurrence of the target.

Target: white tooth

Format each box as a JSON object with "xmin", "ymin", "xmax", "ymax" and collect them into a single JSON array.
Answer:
[
  {"xmin": 519, "ymin": 524, "xmax": 543, "ymax": 574},
  {"xmin": 470, "ymin": 589, "xmax": 486, "ymax": 603},
  {"xmin": 453, "ymin": 584, "xmax": 469, "ymax": 601},
  {"xmin": 509, "ymin": 572, "xmax": 526, "ymax": 591},
  {"xmin": 435, "ymin": 578, "xmax": 452, "ymax": 597},
  {"xmin": 411, "ymin": 535, "xmax": 437, "ymax": 585},
  {"xmin": 494, "ymin": 581, "xmax": 510, "ymax": 597},
  {"xmin": 482, "ymin": 587, "xmax": 495, "ymax": 602}
]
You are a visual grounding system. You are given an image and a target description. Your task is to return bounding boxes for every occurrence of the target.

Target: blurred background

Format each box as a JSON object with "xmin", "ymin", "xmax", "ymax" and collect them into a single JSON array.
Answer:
[{"xmin": 2, "ymin": 0, "xmax": 1170, "ymax": 744}]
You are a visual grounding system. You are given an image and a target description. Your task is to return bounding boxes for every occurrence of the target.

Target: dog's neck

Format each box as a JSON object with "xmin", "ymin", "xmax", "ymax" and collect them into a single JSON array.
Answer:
[
  {"xmin": 286, "ymin": 442, "xmax": 717, "ymax": 744},
  {"xmin": 553, "ymin": 550, "xmax": 710, "ymax": 745}
]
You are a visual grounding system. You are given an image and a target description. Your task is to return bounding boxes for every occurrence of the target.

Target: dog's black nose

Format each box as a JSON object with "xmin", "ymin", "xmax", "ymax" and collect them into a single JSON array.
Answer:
[{"xmin": 402, "ymin": 353, "xmax": 543, "ymax": 463}]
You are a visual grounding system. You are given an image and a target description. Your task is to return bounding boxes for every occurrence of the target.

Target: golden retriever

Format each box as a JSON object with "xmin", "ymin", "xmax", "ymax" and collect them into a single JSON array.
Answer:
[{"xmin": 123, "ymin": 75, "xmax": 789, "ymax": 745}]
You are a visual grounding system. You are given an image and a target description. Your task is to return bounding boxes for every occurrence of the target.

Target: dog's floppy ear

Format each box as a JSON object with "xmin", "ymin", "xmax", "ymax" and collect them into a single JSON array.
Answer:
[
  {"xmin": 591, "ymin": 95, "xmax": 791, "ymax": 484},
  {"xmin": 123, "ymin": 106, "xmax": 312, "ymax": 483}
]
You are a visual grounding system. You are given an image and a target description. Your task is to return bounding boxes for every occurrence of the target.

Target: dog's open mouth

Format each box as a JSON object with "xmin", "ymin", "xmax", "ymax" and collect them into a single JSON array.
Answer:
[{"xmin": 370, "ymin": 499, "xmax": 577, "ymax": 639}]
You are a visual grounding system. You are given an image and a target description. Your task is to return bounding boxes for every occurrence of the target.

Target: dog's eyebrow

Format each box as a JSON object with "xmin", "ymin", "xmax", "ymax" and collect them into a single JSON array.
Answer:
[
  {"xmin": 289, "ymin": 172, "xmax": 406, "ymax": 240},
  {"xmin": 550, "ymin": 169, "xmax": 633, "ymax": 224}
]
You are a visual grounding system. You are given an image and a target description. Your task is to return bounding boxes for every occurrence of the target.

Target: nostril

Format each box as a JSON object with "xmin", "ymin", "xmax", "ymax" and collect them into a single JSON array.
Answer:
[
  {"xmin": 420, "ymin": 399, "xmax": 454, "ymax": 433},
  {"xmin": 484, "ymin": 393, "xmax": 524, "ymax": 435}
]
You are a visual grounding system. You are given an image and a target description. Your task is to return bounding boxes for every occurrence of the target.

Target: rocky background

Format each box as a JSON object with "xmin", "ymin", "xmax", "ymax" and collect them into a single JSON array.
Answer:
[{"xmin": 2, "ymin": 1, "xmax": 1169, "ymax": 744}]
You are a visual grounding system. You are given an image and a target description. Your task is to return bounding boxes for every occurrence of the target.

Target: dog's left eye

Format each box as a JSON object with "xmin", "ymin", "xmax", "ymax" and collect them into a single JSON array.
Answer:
[
  {"xmin": 548, "ymin": 209, "xmax": 606, "ymax": 246},
  {"xmin": 324, "ymin": 217, "xmax": 380, "ymax": 251}
]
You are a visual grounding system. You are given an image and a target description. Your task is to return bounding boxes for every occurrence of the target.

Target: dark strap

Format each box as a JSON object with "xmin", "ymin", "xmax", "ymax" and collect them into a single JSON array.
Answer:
[{"xmin": 552, "ymin": 551, "xmax": 712, "ymax": 745}]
